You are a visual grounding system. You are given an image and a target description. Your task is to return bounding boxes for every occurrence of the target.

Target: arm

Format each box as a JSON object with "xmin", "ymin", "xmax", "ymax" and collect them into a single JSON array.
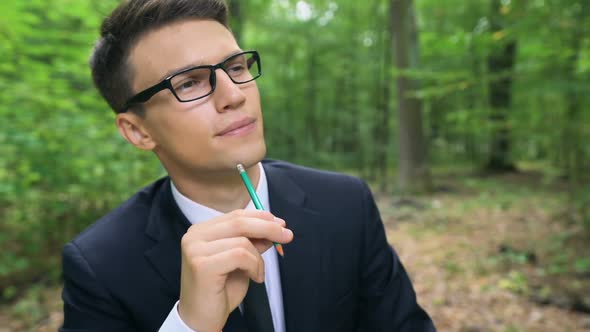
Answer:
[
  {"xmin": 356, "ymin": 181, "xmax": 436, "ymax": 331},
  {"xmin": 61, "ymin": 243, "xmax": 196, "ymax": 332},
  {"xmin": 60, "ymin": 242, "xmax": 136, "ymax": 332}
]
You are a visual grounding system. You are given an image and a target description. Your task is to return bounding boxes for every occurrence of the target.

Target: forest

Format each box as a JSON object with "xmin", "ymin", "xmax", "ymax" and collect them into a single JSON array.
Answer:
[{"xmin": 0, "ymin": 0, "xmax": 589, "ymax": 330}]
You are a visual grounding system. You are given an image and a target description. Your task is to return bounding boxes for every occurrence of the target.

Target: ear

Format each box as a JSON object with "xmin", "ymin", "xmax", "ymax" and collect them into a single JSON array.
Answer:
[{"xmin": 116, "ymin": 113, "xmax": 156, "ymax": 151}]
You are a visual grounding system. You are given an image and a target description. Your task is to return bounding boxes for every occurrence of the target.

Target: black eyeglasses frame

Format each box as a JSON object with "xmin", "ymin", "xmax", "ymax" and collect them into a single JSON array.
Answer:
[{"xmin": 119, "ymin": 50, "xmax": 261, "ymax": 113}]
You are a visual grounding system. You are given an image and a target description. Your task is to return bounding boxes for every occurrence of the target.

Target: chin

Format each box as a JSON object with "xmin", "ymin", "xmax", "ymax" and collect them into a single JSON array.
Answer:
[{"xmin": 228, "ymin": 141, "xmax": 266, "ymax": 168}]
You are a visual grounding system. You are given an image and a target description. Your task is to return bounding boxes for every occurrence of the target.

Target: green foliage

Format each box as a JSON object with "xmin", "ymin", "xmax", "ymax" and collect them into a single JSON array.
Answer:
[
  {"xmin": 574, "ymin": 257, "xmax": 590, "ymax": 273},
  {"xmin": 0, "ymin": 0, "xmax": 589, "ymax": 292},
  {"xmin": 0, "ymin": 0, "xmax": 160, "ymax": 287},
  {"xmin": 574, "ymin": 184, "xmax": 590, "ymax": 230},
  {"xmin": 498, "ymin": 270, "xmax": 529, "ymax": 294},
  {"xmin": 11, "ymin": 284, "xmax": 45, "ymax": 323}
]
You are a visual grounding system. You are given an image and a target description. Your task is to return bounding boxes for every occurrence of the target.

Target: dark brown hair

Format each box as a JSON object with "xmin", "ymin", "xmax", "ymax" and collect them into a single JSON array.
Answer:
[{"xmin": 90, "ymin": 0, "xmax": 229, "ymax": 114}]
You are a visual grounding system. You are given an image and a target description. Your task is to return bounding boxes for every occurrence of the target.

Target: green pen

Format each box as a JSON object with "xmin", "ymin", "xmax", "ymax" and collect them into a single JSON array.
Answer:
[{"xmin": 237, "ymin": 164, "xmax": 285, "ymax": 257}]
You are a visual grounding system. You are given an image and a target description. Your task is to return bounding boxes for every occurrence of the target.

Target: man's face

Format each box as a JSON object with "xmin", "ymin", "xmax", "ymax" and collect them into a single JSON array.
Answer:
[{"xmin": 124, "ymin": 19, "xmax": 266, "ymax": 175}]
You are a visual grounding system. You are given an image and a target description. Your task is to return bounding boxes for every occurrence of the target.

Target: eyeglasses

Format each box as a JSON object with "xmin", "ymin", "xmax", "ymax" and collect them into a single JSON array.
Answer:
[{"xmin": 119, "ymin": 50, "xmax": 262, "ymax": 113}]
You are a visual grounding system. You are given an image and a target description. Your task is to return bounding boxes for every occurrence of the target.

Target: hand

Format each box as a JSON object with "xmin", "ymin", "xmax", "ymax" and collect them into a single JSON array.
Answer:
[{"xmin": 177, "ymin": 209, "xmax": 293, "ymax": 332}]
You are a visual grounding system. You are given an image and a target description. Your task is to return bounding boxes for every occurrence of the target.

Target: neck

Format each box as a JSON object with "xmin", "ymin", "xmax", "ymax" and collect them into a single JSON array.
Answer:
[{"xmin": 169, "ymin": 163, "xmax": 261, "ymax": 213}]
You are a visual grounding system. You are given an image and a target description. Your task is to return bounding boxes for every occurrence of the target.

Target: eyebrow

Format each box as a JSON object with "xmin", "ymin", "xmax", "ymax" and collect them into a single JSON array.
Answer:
[{"xmin": 157, "ymin": 50, "xmax": 244, "ymax": 82}]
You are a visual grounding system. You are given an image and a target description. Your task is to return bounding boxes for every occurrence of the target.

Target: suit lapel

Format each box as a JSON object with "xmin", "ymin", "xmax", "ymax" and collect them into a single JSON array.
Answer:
[
  {"xmin": 265, "ymin": 162, "xmax": 323, "ymax": 332},
  {"xmin": 143, "ymin": 178, "xmax": 248, "ymax": 332},
  {"xmin": 144, "ymin": 178, "xmax": 188, "ymax": 298}
]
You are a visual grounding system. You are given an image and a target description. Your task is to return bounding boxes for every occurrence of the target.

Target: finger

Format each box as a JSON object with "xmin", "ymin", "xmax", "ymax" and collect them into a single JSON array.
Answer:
[
  {"xmin": 181, "ymin": 235, "xmax": 273, "ymax": 260},
  {"xmin": 230, "ymin": 209, "xmax": 276, "ymax": 222},
  {"xmin": 250, "ymin": 239, "xmax": 274, "ymax": 254},
  {"xmin": 186, "ymin": 210, "xmax": 275, "ymax": 238},
  {"xmin": 198, "ymin": 236, "xmax": 264, "ymax": 258},
  {"xmin": 196, "ymin": 215, "xmax": 293, "ymax": 244},
  {"xmin": 202, "ymin": 247, "xmax": 264, "ymax": 283},
  {"xmin": 274, "ymin": 217, "xmax": 287, "ymax": 227},
  {"xmin": 203, "ymin": 236, "xmax": 275, "ymax": 256}
]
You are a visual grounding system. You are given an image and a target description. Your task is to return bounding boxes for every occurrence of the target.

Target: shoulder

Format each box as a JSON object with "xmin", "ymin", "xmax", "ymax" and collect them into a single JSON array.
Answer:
[
  {"xmin": 263, "ymin": 159, "xmax": 368, "ymax": 192},
  {"xmin": 66, "ymin": 177, "xmax": 169, "ymax": 258},
  {"xmin": 263, "ymin": 159, "xmax": 373, "ymax": 213}
]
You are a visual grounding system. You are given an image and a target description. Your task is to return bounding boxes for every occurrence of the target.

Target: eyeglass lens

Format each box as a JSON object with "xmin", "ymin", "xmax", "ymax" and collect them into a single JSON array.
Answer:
[{"xmin": 170, "ymin": 52, "xmax": 259, "ymax": 101}]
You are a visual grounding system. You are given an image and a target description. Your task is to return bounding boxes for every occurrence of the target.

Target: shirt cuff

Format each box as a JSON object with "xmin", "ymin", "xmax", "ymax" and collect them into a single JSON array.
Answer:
[{"xmin": 159, "ymin": 301, "xmax": 197, "ymax": 332}]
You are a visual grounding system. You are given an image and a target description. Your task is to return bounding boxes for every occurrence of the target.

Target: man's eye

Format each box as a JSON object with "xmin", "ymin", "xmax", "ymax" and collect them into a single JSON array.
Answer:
[
  {"xmin": 228, "ymin": 64, "xmax": 245, "ymax": 73},
  {"xmin": 177, "ymin": 79, "xmax": 201, "ymax": 91}
]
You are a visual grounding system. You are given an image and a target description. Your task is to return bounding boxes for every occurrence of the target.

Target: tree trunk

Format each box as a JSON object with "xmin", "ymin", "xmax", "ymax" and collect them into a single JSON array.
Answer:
[
  {"xmin": 304, "ymin": 30, "xmax": 319, "ymax": 154},
  {"xmin": 390, "ymin": 0, "xmax": 431, "ymax": 193},
  {"xmin": 485, "ymin": 0, "xmax": 517, "ymax": 172},
  {"xmin": 227, "ymin": 0, "xmax": 243, "ymax": 45},
  {"xmin": 373, "ymin": 3, "xmax": 393, "ymax": 189},
  {"xmin": 562, "ymin": 1, "xmax": 586, "ymax": 211}
]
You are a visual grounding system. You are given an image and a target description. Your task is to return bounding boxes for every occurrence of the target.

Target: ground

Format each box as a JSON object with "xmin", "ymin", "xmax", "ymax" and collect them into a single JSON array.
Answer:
[{"xmin": 1, "ymin": 171, "xmax": 589, "ymax": 331}]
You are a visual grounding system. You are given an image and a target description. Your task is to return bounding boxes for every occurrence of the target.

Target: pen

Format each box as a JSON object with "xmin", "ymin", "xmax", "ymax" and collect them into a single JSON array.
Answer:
[{"xmin": 236, "ymin": 164, "xmax": 285, "ymax": 257}]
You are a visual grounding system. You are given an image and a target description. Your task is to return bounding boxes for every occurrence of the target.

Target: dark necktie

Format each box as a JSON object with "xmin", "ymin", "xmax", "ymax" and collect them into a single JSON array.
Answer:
[{"xmin": 243, "ymin": 280, "xmax": 275, "ymax": 332}]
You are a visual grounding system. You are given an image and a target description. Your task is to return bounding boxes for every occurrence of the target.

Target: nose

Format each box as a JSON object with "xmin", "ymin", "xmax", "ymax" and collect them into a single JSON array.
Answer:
[{"xmin": 212, "ymin": 68, "xmax": 247, "ymax": 112}]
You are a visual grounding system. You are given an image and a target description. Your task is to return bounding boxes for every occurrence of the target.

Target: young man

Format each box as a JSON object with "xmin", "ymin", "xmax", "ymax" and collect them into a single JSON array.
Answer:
[{"xmin": 60, "ymin": 0, "xmax": 436, "ymax": 331}]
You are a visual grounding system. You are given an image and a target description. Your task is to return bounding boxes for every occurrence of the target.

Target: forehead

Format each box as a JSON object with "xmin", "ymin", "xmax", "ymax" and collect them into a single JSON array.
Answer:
[{"xmin": 127, "ymin": 19, "xmax": 239, "ymax": 90}]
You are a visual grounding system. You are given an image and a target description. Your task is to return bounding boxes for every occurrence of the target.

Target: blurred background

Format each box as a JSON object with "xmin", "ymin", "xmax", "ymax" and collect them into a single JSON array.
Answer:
[{"xmin": 0, "ymin": 0, "xmax": 589, "ymax": 331}]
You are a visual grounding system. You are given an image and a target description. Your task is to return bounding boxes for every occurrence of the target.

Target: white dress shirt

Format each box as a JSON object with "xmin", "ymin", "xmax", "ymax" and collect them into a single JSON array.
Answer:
[{"xmin": 159, "ymin": 163, "xmax": 285, "ymax": 332}]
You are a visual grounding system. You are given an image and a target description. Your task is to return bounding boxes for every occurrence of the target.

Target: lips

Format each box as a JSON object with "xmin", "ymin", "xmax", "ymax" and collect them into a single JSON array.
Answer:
[{"xmin": 216, "ymin": 117, "xmax": 256, "ymax": 136}]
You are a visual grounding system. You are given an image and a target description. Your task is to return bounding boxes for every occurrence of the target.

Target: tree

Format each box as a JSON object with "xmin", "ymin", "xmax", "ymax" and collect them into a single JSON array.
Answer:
[
  {"xmin": 390, "ymin": 0, "xmax": 431, "ymax": 193},
  {"xmin": 372, "ymin": 0, "xmax": 393, "ymax": 188},
  {"xmin": 227, "ymin": 0, "xmax": 244, "ymax": 45},
  {"xmin": 561, "ymin": 1, "xmax": 587, "ymax": 185},
  {"xmin": 485, "ymin": 0, "xmax": 517, "ymax": 172}
]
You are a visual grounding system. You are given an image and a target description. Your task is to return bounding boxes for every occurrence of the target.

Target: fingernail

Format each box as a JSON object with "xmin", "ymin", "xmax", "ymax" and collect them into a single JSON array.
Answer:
[
  {"xmin": 274, "ymin": 217, "xmax": 286, "ymax": 227},
  {"xmin": 282, "ymin": 228, "xmax": 293, "ymax": 239}
]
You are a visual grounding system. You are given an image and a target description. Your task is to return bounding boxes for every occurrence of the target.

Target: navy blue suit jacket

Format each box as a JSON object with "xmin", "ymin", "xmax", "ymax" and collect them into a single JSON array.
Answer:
[{"xmin": 61, "ymin": 160, "xmax": 435, "ymax": 331}]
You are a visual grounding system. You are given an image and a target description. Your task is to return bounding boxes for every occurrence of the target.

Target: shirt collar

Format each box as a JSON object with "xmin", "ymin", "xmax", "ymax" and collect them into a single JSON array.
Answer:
[{"xmin": 171, "ymin": 163, "xmax": 270, "ymax": 225}]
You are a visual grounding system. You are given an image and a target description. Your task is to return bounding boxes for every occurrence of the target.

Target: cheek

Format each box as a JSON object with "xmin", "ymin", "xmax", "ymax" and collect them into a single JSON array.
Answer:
[
  {"xmin": 149, "ymin": 108, "xmax": 214, "ymax": 149},
  {"xmin": 237, "ymin": 81, "xmax": 259, "ymax": 103},
  {"xmin": 247, "ymin": 85, "xmax": 261, "ymax": 106}
]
